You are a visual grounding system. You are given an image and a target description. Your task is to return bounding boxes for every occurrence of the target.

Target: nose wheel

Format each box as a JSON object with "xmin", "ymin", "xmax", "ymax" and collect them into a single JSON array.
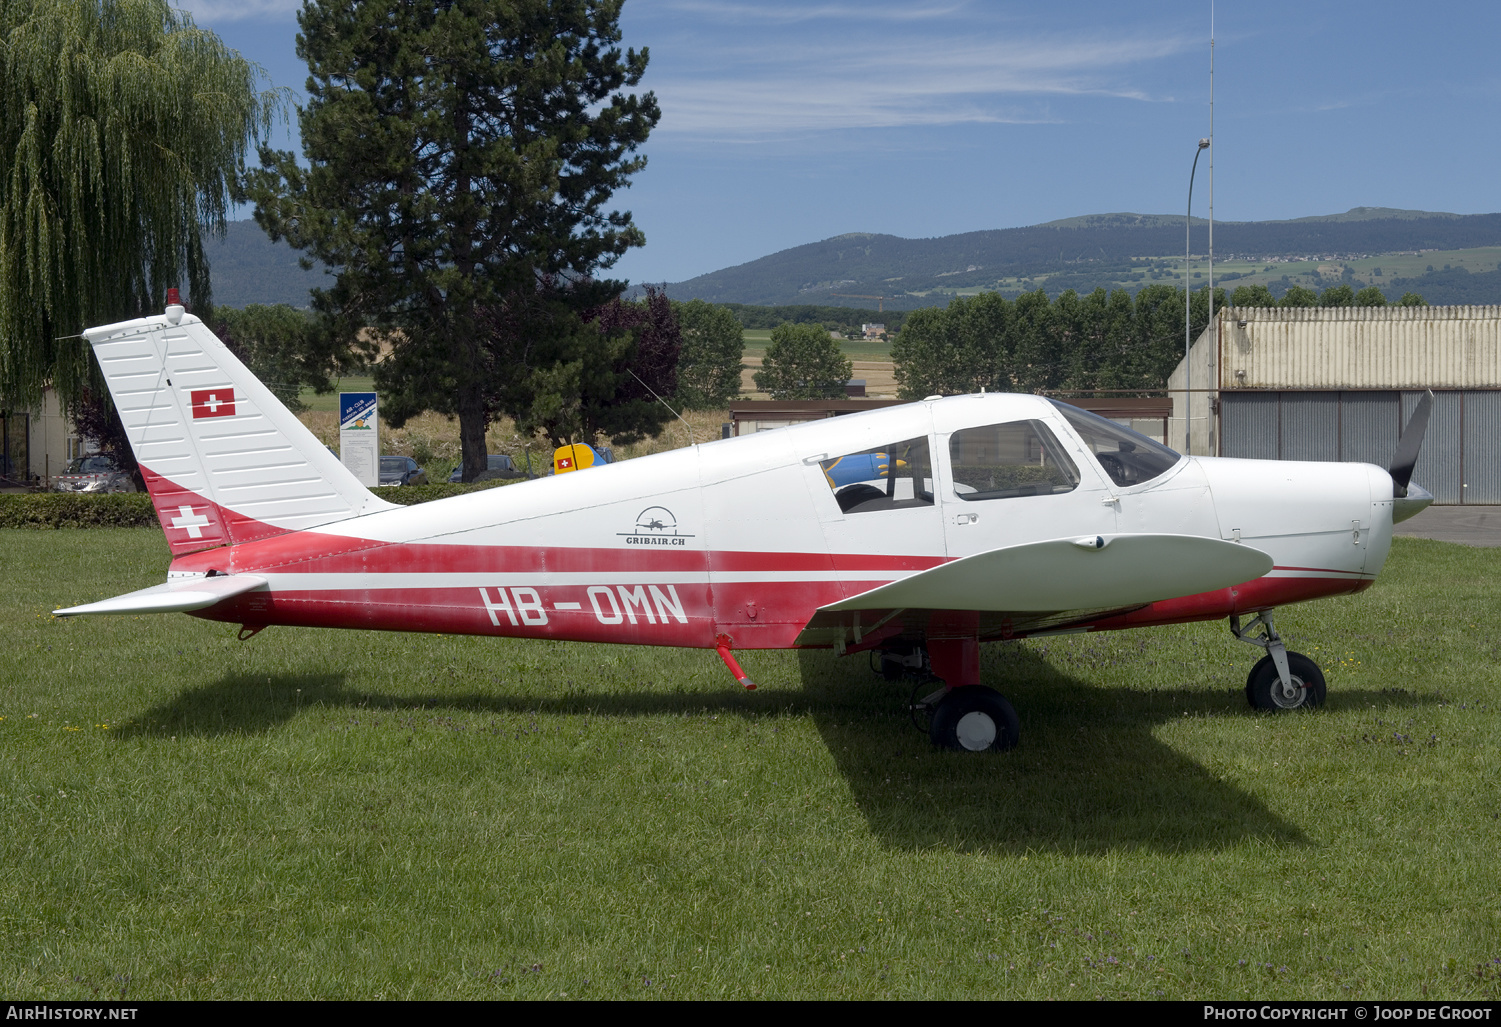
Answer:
[
  {"xmin": 1231, "ymin": 612, "xmax": 1328, "ymax": 713},
  {"xmin": 1245, "ymin": 651, "xmax": 1326, "ymax": 711}
]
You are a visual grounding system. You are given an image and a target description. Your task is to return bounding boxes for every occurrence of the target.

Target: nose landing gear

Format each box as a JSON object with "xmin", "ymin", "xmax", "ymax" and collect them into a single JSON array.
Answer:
[{"xmin": 1231, "ymin": 612, "xmax": 1327, "ymax": 712}]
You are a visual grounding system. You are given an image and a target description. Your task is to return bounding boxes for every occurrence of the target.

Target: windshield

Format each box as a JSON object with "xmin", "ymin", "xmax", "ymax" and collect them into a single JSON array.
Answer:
[
  {"xmin": 1049, "ymin": 400, "xmax": 1181, "ymax": 488},
  {"xmin": 380, "ymin": 457, "xmax": 407, "ymax": 472},
  {"xmin": 65, "ymin": 456, "xmax": 114, "ymax": 473}
]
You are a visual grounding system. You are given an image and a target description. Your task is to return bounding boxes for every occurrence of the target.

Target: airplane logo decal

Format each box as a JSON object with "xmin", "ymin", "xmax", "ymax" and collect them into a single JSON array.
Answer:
[
  {"xmin": 618, "ymin": 506, "xmax": 695, "ymax": 546},
  {"xmin": 190, "ymin": 388, "xmax": 236, "ymax": 419}
]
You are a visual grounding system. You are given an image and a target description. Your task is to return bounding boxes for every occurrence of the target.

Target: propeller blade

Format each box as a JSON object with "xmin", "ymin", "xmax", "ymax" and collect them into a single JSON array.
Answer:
[{"xmin": 1388, "ymin": 390, "xmax": 1434, "ymax": 497}]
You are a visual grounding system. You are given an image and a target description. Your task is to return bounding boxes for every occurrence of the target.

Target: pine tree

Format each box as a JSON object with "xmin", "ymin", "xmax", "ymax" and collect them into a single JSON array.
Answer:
[{"xmin": 245, "ymin": 0, "xmax": 659, "ymax": 481}]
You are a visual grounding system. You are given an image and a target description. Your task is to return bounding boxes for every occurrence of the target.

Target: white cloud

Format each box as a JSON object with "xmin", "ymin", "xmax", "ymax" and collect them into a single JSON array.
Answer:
[
  {"xmin": 649, "ymin": 33, "xmax": 1192, "ymax": 137},
  {"xmin": 651, "ymin": 0, "xmax": 968, "ymax": 24},
  {"xmin": 176, "ymin": 0, "xmax": 300, "ymax": 23}
]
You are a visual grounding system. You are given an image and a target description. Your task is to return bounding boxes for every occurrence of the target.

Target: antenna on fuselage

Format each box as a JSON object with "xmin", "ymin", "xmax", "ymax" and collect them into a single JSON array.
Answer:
[{"xmin": 628, "ymin": 368, "xmax": 697, "ymax": 446}]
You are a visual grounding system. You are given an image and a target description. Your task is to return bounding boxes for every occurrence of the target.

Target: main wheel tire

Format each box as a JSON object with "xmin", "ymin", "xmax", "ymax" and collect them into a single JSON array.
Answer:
[
  {"xmin": 929, "ymin": 686, "xmax": 1020, "ymax": 752},
  {"xmin": 1245, "ymin": 651, "xmax": 1327, "ymax": 712}
]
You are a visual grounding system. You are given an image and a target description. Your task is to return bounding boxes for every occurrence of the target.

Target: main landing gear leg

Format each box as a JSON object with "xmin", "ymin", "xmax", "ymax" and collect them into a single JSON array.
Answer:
[
  {"xmin": 1230, "ymin": 611, "xmax": 1327, "ymax": 712},
  {"xmin": 885, "ymin": 639, "xmax": 1020, "ymax": 753}
]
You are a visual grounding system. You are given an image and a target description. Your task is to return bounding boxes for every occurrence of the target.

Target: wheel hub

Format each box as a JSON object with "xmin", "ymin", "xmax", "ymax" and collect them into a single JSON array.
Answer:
[
  {"xmin": 954, "ymin": 711, "xmax": 997, "ymax": 751},
  {"xmin": 1272, "ymin": 676, "xmax": 1306, "ymax": 708}
]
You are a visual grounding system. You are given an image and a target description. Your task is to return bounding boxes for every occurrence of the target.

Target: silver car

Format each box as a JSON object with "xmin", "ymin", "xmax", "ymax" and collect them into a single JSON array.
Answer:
[{"xmin": 54, "ymin": 455, "xmax": 136, "ymax": 493}]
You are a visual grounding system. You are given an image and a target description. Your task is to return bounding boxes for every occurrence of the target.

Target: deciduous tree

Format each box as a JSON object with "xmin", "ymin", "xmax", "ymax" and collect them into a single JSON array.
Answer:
[
  {"xmin": 753, "ymin": 322, "xmax": 852, "ymax": 400},
  {"xmin": 891, "ymin": 293, "xmax": 1011, "ymax": 400},
  {"xmin": 1319, "ymin": 284, "xmax": 1356, "ymax": 307},
  {"xmin": 483, "ymin": 284, "xmax": 680, "ymax": 448},
  {"xmin": 1279, "ymin": 285, "xmax": 1319, "ymax": 307},
  {"xmin": 214, "ymin": 305, "xmax": 335, "ymax": 412},
  {"xmin": 672, "ymin": 299, "xmax": 743, "ymax": 409},
  {"xmin": 1230, "ymin": 284, "xmax": 1277, "ymax": 307}
]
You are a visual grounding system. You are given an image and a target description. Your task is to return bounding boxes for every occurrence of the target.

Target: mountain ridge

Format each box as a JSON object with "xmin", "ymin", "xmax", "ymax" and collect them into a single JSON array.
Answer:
[
  {"xmin": 660, "ymin": 208, "xmax": 1501, "ymax": 308},
  {"xmin": 204, "ymin": 208, "xmax": 1501, "ymax": 312}
]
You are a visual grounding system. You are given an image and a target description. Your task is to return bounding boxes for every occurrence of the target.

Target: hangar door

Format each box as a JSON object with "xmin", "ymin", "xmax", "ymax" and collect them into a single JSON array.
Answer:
[{"xmin": 1219, "ymin": 390, "xmax": 1501, "ymax": 505}]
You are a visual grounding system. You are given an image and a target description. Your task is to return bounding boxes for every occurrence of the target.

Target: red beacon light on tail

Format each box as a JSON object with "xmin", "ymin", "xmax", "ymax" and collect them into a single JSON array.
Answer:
[{"xmin": 165, "ymin": 288, "xmax": 185, "ymax": 325}]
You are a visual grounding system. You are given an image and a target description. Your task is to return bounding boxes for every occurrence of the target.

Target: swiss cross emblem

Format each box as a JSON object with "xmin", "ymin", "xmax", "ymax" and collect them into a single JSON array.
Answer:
[
  {"xmin": 190, "ymin": 388, "xmax": 236, "ymax": 419},
  {"xmin": 558, "ymin": 457, "xmax": 574, "ymax": 469},
  {"xmin": 170, "ymin": 505, "xmax": 211, "ymax": 538}
]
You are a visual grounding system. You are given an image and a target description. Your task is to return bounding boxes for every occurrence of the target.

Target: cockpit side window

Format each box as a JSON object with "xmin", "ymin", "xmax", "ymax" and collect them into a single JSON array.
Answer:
[
  {"xmin": 1049, "ymin": 400, "xmax": 1181, "ymax": 488},
  {"xmin": 948, "ymin": 420, "xmax": 1080, "ymax": 501},
  {"xmin": 820, "ymin": 436, "xmax": 935, "ymax": 514}
]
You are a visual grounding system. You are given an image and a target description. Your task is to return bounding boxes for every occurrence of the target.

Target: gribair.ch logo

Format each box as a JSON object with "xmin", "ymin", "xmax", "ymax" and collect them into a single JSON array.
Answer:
[{"xmin": 618, "ymin": 506, "xmax": 695, "ymax": 546}]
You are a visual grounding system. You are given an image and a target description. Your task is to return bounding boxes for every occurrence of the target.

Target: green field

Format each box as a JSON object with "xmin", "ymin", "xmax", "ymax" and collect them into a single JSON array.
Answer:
[
  {"xmin": 4, "ymin": 528, "xmax": 1501, "ymax": 999},
  {"xmin": 936, "ymin": 246, "xmax": 1501, "ymax": 302},
  {"xmin": 742, "ymin": 329, "xmax": 893, "ymax": 363},
  {"xmin": 297, "ymin": 377, "xmax": 376, "ymax": 414}
]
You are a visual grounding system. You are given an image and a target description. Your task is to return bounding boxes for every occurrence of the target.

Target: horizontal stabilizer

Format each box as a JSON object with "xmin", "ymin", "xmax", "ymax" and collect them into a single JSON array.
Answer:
[
  {"xmin": 822, "ymin": 534, "xmax": 1273, "ymax": 614},
  {"xmin": 54, "ymin": 574, "xmax": 267, "ymax": 618}
]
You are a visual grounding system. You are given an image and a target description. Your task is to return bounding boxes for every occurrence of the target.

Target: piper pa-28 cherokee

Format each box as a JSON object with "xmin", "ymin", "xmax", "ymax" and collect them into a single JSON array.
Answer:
[{"xmin": 57, "ymin": 295, "xmax": 1436, "ymax": 753}]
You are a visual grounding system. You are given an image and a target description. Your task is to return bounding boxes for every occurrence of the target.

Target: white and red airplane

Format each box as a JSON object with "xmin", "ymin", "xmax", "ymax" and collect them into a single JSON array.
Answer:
[{"xmin": 56, "ymin": 296, "xmax": 1434, "ymax": 752}]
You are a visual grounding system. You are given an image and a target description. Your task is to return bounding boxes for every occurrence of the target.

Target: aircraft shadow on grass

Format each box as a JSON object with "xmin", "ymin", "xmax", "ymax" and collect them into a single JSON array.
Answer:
[{"xmin": 113, "ymin": 644, "xmax": 1439, "ymax": 856}]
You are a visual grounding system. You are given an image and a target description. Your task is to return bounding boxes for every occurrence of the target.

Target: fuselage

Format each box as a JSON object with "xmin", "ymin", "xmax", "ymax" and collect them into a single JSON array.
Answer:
[{"xmin": 167, "ymin": 394, "xmax": 1395, "ymax": 650}]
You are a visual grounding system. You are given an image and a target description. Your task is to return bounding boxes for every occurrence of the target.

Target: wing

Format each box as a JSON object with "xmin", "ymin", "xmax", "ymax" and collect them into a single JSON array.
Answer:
[
  {"xmin": 795, "ymin": 533, "xmax": 1272, "ymax": 647},
  {"xmin": 54, "ymin": 574, "xmax": 268, "ymax": 617}
]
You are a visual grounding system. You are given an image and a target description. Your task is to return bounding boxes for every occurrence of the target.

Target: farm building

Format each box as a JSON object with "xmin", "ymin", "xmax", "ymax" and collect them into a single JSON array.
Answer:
[{"xmin": 1169, "ymin": 305, "xmax": 1501, "ymax": 504}]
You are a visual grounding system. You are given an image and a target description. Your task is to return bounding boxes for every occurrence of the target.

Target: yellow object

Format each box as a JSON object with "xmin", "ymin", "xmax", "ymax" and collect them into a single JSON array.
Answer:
[{"xmin": 553, "ymin": 443, "xmax": 597, "ymax": 474}]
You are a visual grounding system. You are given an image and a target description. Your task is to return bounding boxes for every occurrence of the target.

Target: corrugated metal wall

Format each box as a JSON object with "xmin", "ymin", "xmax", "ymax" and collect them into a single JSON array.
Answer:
[
  {"xmin": 1460, "ymin": 391, "xmax": 1501, "ymax": 504},
  {"xmin": 1220, "ymin": 306, "xmax": 1501, "ymax": 390},
  {"xmin": 1220, "ymin": 389, "xmax": 1495, "ymax": 505}
]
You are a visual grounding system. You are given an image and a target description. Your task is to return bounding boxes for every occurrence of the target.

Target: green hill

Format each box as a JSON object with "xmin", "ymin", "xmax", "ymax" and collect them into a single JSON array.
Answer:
[
  {"xmin": 204, "ymin": 209, "xmax": 1501, "ymax": 312},
  {"xmin": 663, "ymin": 209, "xmax": 1501, "ymax": 309},
  {"xmin": 201, "ymin": 219, "xmax": 325, "ymax": 310}
]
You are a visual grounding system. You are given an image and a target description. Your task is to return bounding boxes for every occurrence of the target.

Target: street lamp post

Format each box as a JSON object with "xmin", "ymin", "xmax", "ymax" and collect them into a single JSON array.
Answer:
[{"xmin": 1185, "ymin": 137, "xmax": 1210, "ymax": 455}]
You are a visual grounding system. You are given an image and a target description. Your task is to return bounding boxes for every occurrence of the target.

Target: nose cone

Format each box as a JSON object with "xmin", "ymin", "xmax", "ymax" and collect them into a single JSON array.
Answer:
[{"xmin": 1393, "ymin": 481, "xmax": 1434, "ymax": 525}]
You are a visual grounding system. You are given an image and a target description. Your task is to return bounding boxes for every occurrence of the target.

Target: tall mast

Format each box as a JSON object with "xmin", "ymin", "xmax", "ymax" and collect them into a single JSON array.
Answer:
[{"xmin": 1207, "ymin": 1, "xmax": 1215, "ymax": 455}]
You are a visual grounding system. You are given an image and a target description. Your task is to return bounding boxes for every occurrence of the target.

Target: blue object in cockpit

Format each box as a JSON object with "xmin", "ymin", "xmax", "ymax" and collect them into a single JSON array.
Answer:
[{"xmin": 822, "ymin": 451, "xmax": 904, "ymax": 488}]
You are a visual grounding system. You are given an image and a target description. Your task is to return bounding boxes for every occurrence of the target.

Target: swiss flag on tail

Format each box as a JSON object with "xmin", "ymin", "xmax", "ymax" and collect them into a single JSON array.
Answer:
[{"xmin": 190, "ymin": 388, "xmax": 236, "ymax": 419}]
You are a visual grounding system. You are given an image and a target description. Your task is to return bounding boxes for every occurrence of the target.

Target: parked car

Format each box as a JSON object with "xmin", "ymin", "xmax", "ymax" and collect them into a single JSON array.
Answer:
[
  {"xmin": 447, "ymin": 453, "xmax": 516, "ymax": 483},
  {"xmin": 54, "ymin": 454, "xmax": 136, "ymax": 493},
  {"xmin": 378, "ymin": 455, "xmax": 428, "ymax": 487}
]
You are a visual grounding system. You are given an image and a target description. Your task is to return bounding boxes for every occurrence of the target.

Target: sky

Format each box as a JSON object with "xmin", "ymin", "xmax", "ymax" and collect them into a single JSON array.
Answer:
[{"xmin": 180, "ymin": 0, "xmax": 1501, "ymax": 285}]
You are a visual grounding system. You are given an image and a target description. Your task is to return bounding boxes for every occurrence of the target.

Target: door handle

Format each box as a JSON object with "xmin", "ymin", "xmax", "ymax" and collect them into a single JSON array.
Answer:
[{"xmin": 953, "ymin": 512, "xmax": 978, "ymax": 525}]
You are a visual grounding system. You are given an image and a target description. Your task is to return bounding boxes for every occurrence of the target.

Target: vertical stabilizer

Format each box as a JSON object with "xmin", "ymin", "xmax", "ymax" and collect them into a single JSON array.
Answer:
[{"xmin": 83, "ymin": 304, "xmax": 396, "ymax": 556}]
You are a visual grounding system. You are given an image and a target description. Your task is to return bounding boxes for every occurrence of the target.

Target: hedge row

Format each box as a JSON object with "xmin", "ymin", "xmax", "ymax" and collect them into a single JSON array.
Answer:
[
  {"xmin": 0, "ymin": 492, "xmax": 157, "ymax": 528},
  {"xmin": 0, "ymin": 477, "xmax": 524, "ymax": 529},
  {"xmin": 378, "ymin": 477, "xmax": 522, "ymax": 505}
]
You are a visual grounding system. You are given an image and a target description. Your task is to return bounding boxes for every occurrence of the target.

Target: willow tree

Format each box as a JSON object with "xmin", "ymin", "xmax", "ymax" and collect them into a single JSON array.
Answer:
[{"xmin": 0, "ymin": 0, "xmax": 275, "ymax": 408}]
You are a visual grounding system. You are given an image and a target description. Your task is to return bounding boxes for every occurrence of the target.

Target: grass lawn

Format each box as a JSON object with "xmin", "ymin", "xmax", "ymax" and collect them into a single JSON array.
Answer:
[{"xmin": 3, "ymin": 528, "xmax": 1500, "ymax": 999}]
